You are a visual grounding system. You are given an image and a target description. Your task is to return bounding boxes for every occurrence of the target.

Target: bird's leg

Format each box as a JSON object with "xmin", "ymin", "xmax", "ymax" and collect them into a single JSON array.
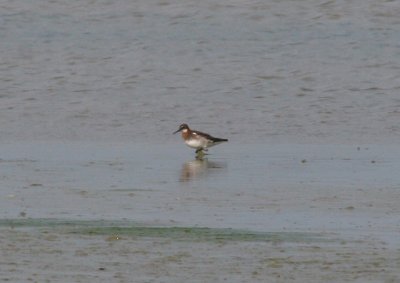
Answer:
[{"xmin": 195, "ymin": 148, "xmax": 205, "ymax": 159}]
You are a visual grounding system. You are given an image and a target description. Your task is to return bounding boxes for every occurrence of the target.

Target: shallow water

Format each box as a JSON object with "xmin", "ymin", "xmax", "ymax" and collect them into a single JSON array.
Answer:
[
  {"xmin": 1, "ymin": 142, "xmax": 399, "ymax": 282},
  {"xmin": 1, "ymin": 142, "xmax": 399, "ymax": 244},
  {"xmin": 1, "ymin": 1, "xmax": 400, "ymax": 281},
  {"xmin": 1, "ymin": 0, "xmax": 400, "ymax": 144}
]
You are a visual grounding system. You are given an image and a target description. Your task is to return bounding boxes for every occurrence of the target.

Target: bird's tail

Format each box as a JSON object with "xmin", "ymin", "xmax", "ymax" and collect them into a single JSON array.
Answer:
[{"xmin": 212, "ymin": 138, "xmax": 228, "ymax": 143}]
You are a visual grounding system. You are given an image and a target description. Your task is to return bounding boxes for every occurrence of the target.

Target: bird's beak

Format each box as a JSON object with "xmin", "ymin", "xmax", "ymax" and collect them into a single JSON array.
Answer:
[{"xmin": 173, "ymin": 128, "xmax": 182, "ymax": 134}]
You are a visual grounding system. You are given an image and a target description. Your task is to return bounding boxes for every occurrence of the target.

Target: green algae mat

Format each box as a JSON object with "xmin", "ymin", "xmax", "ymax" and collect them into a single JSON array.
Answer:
[{"xmin": 0, "ymin": 218, "xmax": 332, "ymax": 243}]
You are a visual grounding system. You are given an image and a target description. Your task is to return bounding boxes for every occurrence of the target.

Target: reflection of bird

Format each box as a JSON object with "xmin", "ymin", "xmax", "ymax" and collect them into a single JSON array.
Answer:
[
  {"xmin": 173, "ymin": 123, "xmax": 228, "ymax": 158},
  {"xmin": 180, "ymin": 159, "xmax": 209, "ymax": 182},
  {"xmin": 179, "ymin": 159, "xmax": 226, "ymax": 182}
]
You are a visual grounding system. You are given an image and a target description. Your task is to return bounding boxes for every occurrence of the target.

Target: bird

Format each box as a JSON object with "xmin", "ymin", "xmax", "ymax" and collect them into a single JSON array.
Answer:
[{"xmin": 173, "ymin": 123, "xmax": 228, "ymax": 157}]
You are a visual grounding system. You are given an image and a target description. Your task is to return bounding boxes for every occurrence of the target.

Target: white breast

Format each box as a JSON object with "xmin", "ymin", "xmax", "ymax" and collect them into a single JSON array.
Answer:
[{"xmin": 185, "ymin": 138, "xmax": 204, "ymax": 149}]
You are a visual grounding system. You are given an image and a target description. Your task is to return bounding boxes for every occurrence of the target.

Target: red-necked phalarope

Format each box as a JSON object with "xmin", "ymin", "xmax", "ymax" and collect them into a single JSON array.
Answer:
[{"xmin": 174, "ymin": 123, "xmax": 228, "ymax": 157}]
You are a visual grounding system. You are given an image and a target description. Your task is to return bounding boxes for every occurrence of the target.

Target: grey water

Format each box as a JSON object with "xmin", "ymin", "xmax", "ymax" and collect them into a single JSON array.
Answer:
[
  {"xmin": 1, "ymin": 0, "xmax": 400, "ymax": 144},
  {"xmin": 0, "ymin": 0, "xmax": 400, "ymax": 247},
  {"xmin": 1, "ymin": 142, "xmax": 399, "ymax": 246},
  {"xmin": 2, "ymin": 2, "xmax": 400, "ymax": 282}
]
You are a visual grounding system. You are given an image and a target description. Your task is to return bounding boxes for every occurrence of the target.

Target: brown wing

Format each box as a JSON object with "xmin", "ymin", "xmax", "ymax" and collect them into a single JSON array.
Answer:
[{"xmin": 192, "ymin": 130, "xmax": 228, "ymax": 143}]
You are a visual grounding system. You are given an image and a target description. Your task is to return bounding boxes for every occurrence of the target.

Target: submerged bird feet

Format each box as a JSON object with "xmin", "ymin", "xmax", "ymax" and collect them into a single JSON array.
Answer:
[{"xmin": 195, "ymin": 149, "xmax": 208, "ymax": 159}]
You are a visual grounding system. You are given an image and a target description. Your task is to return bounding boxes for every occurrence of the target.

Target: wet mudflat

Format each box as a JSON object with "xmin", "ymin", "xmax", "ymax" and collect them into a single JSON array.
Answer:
[
  {"xmin": 1, "ymin": 221, "xmax": 397, "ymax": 283},
  {"xmin": 0, "ymin": 142, "xmax": 399, "ymax": 282}
]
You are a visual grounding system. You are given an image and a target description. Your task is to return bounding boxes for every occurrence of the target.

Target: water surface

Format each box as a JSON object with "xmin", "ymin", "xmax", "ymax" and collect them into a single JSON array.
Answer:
[
  {"xmin": 1, "ymin": 1, "xmax": 400, "ymax": 281},
  {"xmin": 0, "ymin": 0, "xmax": 400, "ymax": 144},
  {"xmin": 1, "ymin": 142, "xmax": 399, "ymax": 245}
]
